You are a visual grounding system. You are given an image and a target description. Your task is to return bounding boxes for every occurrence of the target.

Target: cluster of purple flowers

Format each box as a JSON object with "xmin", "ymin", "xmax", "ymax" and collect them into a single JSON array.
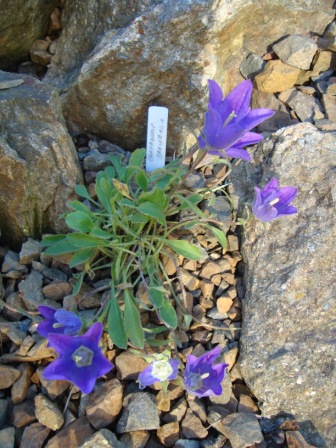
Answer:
[
  {"xmin": 138, "ymin": 346, "xmax": 229, "ymax": 398},
  {"xmin": 198, "ymin": 80, "xmax": 298, "ymax": 222},
  {"xmin": 37, "ymin": 307, "xmax": 113, "ymax": 393},
  {"xmin": 38, "ymin": 306, "xmax": 229, "ymax": 397},
  {"xmin": 37, "ymin": 79, "xmax": 298, "ymax": 397}
]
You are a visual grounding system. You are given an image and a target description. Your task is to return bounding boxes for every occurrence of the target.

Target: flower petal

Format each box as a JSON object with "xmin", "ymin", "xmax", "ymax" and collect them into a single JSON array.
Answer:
[
  {"xmin": 225, "ymin": 147, "xmax": 251, "ymax": 161},
  {"xmin": 38, "ymin": 306, "xmax": 57, "ymax": 320},
  {"xmin": 240, "ymin": 108, "xmax": 275, "ymax": 130},
  {"xmin": 220, "ymin": 80, "xmax": 253, "ymax": 123},
  {"xmin": 208, "ymin": 80, "xmax": 223, "ymax": 108}
]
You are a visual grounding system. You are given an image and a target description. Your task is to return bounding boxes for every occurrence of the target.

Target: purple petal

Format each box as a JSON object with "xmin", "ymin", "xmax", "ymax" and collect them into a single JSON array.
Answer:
[
  {"xmin": 203, "ymin": 107, "xmax": 223, "ymax": 144},
  {"xmin": 38, "ymin": 306, "xmax": 57, "ymax": 320},
  {"xmin": 208, "ymin": 80, "xmax": 223, "ymax": 108},
  {"xmin": 54, "ymin": 309, "xmax": 82, "ymax": 335},
  {"xmin": 207, "ymin": 124, "xmax": 246, "ymax": 150},
  {"xmin": 239, "ymin": 108, "xmax": 275, "ymax": 131},
  {"xmin": 219, "ymin": 80, "xmax": 253, "ymax": 123},
  {"xmin": 253, "ymin": 204, "xmax": 279, "ymax": 222},
  {"xmin": 263, "ymin": 177, "xmax": 279, "ymax": 192},
  {"xmin": 225, "ymin": 147, "xmax": 251, "ymax": 161},
  {"xmin": 278, "ymin": 186, "xmax": 298, "ymax": 206},
  {"xmin": 274, "ymin": 204, "xmax": 298, "ymax": 216},
  {"xmin": 233, "ymin": 132, "xmax": 264, "ymax": 148},
  {"xmin": 83, "ymin": 322, "xmax": 103, "ymax": 343},
  {"xmin": 138, "ymin": 365, "xmax": 158, "ymax": 388}
]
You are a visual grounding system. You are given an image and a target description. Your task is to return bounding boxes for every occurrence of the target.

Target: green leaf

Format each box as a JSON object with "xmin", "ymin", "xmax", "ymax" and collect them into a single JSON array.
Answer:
[
  {"xmin": 158, "ymin": 300, "xmax": 178, "ymax": 329},
  {"xmin": 69, "ymin": 249, "xmax": 95, "ymax": 268},
  {"xmin": 72, "ymin": 271, "xmax": 85, "ymax": 295},
  {"xmin": 66, "ymin": 233, "xmax": 107, "ymax": 248},
  {"xmin": 67, "ymin": 200, "xmax": 92, "ymax": 214},
  {"xmin": 95, "ymin": 173, "xmax": 112, "ymax": 212},
  {"xmin": 104, "ymin": 166, "xmax": 115, "ymax": 179},
  {"xmin": 175, "ymin": 194, "xmax": 206, "ymax": 219},
  {"xmin": 165, "ymin": 240, "xmax": 202, "ymax": 260},
  {"xmin": 148, "ymin": 286, "xmax": 165, "ymax": 308},
  {"xmin": 44, "ymin": 239, "xmax": 77, "ymax": 255},
  {"xmin": 119, "ymin": 198, "xmax": 136, "ymax": 208},
  {"xmin": 108, "ymin": 295, "xmax": 127, "ymax": 349},
  {"xmin": 128, "ymin": 213, "xmax": 149, "ymax": 223},
  {"xmin": 135, "ymin": 170, "xmax": 148, "ymax": 191},
  {"xmin": 179, "ymin": 193, "xmax": 203, "ymax": 210},
  {"xmin": 203, "ymin": 224, "xmax": 227, "ymax": 250},
  {"xmin": 144, "ymin": 338, "xmax": 170, "ymax": 347},
  {"xmin": 75, "ymin": 184, "xmax": 93, "ymax": 201},
  {"xmin": 65, "ymin": 211, "xmax": 94, "ymax": 233},
  {"xmin": 129, "ymin": 148, "xmax": 146, "ymax": 167},
  {"xmin": 41, "ymin": 234, "xmax": 67, "ymax": 247},
  {"xmin": 138, "ymin": 187, "xmax": 167, "ymax": 209},
  {"xmin": 138, "ymin": 202, "xmax": 166, "ymax": 226},
  {"xmin": 91, "ymin": 227, "xmax": 115, "ymax": 239},
  {"xmin": 109, "ymin": 154, "xmax": 125, "ymax": 180},
  {"xmin": 124, "ymin": 290, "xmax": 144, "ymax": 348}
]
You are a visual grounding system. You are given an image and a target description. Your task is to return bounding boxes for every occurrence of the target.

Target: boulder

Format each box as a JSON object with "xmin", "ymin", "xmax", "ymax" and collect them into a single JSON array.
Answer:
[
  {"xmin": 0, "ymin": 71, "xmax": 83, "ymax": 248},
  {"xmin": 45, "ymin": 0, "xmax": 334, "ymax": 154},
  {"xmin": 229, "ymin": 123, "xmax": 336, "ymax": 448},
  {"xmin": 0, "ymin": 0, "xmax": 57, "ymax": 70}
]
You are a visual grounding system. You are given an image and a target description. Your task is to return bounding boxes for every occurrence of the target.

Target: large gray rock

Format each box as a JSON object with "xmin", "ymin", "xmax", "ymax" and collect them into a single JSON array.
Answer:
[
  {"xmin": 0, "ymin": 71, "xmax": 83, "ymax": 248},
  {"xmin": 45, "ymin": 0, "xmax": 334, "ymax": 154},
  {"xmin": 0, "ymin": 0, "xmax": 57, "ymax": 70},
  {"xmin": 229, "ymin": 123, "xmax": 336, "ymax": 448}
]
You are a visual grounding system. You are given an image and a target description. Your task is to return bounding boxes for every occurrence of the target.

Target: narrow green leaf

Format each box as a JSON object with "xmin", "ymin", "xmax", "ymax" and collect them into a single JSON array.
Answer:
[
  {"xmin": 104, "ymin": 166, "xmax": 115, "ymax": 179},
  {"xmin": 144, "ymin": 338, "xmax": 170, "ymax": 347},
  {"xmin": 165, "ymin": 240, "xmax": 202, "ymax": 260},
  {"xmin": 44, "ymin": 239, "xmax": 77, "ymax": 255},
  {"xmin": 95, "ymin": 173, "xmax": 111, "ymax": 212},
  {"xmin": 75, "ymin": 184, "xmax": 93, "ymax": 201},
  {"xmin": 67, "ymin": 200, "xmax": 92, "ymax": 214},
  {"xmin": 119, "ymin": 198, "xmax": 136, "ymax": 208},
  {"xmin": 124, "ymin": 290, "xmax": 144, "ymax": 348},
  {"xmin": 203, "ymin": 224, "xmax": 227, "ymax": 250},
  {"xmin": 41, "ymin": 234, "xmax": 67, "ymax": 247},
  {"xmin": 138, "ymin": 202, "xmax": 166, "ymax": 226},
  {"xmin": 109, "ymin": 154, "xmax": 125, "ymax": 180},
  {"xmin": 66, "ymin": 233, "xmax": 107, "ymax": 248},
  {"xmin": 65, "ymin": 211, "xmax": 94, "ymax": 233},
  {"xmin": 158, "ymin": 300, "xmax": 178, "ymax": 329},
  {"xmin": 129, "ymin": 148, "xmax": 146, "ymax": 167},
  {"xmin": 128, "ymin": 213, "xmax": 149, "ymax": 223},
  {"xmin": 108, "ymin": 296, "xmax": 127, "ymax": 349},
  {"xmin": 148, "ymin": 287, "xmax": 164, "ymax": 308},
  {"xmin": 135, "ymin": 170, "xmax": 148, "ymax": 191},
  {"xmin": 91, "ymin": 227, "xmax": 115, "ymax": 239},
  {"xmin": 69, "ymin": 249, "xmax": 95, "ymax": 268},
  {"xmin": 179, "ymin": 193, "xmax": 203, "ymax": 210},
  {"xmin": 72, "ymin": 272, "xmax": 85, "ymax": 295},
  {"xmin": 138, "ymin": 188, "xmax": 167, "ymax": 209},
  {"xmin": 175, "ymin": 194, "xmax": 206, "ymax": 219}
]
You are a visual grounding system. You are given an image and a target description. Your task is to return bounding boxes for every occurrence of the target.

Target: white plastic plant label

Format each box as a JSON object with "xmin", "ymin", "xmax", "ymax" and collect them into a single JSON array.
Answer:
[{"xmin": 145, "ymin": 106, "xmax": 168, "ymax": 172}]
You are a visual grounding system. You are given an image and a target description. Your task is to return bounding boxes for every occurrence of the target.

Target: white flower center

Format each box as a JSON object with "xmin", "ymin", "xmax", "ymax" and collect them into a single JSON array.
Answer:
[
  {"xmin": 269, "ymin": 198, "xmax": 280, "ymax": 206},
  {"xmin": 152, "ymin": 360, "xmax": 173, "ymax": 381}
]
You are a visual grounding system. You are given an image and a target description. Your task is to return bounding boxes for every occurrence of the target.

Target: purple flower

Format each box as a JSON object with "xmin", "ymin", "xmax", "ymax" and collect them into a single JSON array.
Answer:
[
  {"xmin": 252, "ymin": 177, "xmax": 298, "ymax": 222},
  {"xmin": 184, "ymin": 346, "xmax": 229, "ymax": 398},
  {"xmin": 139, "ymin": 357, "xmax": 179, "ymax": 389},
  {"xmin": 43, "ymin": 322, "xmax": 113, "ymax": 394},
  {"xmin": 37, "ymin": 306, "xmax": 82, "ymax": 338},
  {"xmin": 198, "ymin": 80, "xmax": 274, "ymax": 161}
]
